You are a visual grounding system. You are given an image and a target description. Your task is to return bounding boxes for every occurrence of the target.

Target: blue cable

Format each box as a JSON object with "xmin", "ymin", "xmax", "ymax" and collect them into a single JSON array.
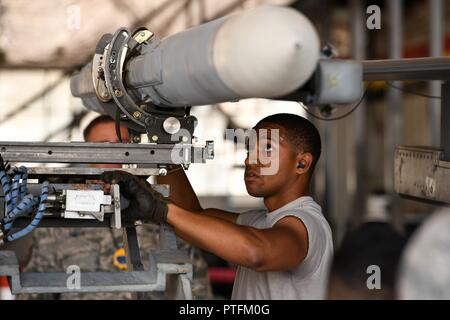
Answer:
[
  {"xmin": 6, "ymin": 181, "xmax": 49, "ymax": 242},
  {"xmin": 2, "ymin": 168, "xmax": 33, "ymax": 229},
  {"xmin": 11, "ymin": 171, "xmax": 22, "ymax": 208},
  {"xmin": 0, "ymin": 170, "xmax": 12, "ymax": 215},
  {"xmin": 2, "ymin": 194, "xmax": 37, "ymax": 230},
  {"xmin": 19, "ymin": 167, "xmax": 28, "ymax": 201},
  {"xmin": 1, "ymin": 167, "xmax": 49, "ymax": 241}
]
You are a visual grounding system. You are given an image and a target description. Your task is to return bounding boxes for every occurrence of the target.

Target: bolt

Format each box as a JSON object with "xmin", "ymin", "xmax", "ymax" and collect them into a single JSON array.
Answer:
[
  {"xmin": 97, "ymin": 67, "xmax": 104, "ymax": 74},
  {"xmin": 140, "ymin": 32, "xmax": 146, "ymax": 37},
  {"xmin": 152, "ymin": 135, "xmax": 159, "ymax": 142},
  {"xmin": 133, "ymin": 136, "xmax": 141, "ymax": 143},
  {"xmin": 145, "ymin": 117, "xmax": 154, "ymax": 127},
  {"xmin": 114, "ymin": 89, "xmax": 123, "ymax": 97},
  {"xmin": 134, "ymin": 220, "xmax": 143, "ymax": 226},
  {"xmin": 163, "ymin": 117, "xmax": 181, "ymax": 135},
  {"xmin": 182, "ymin": 136, "xmax": 189, "ymax": 143},
  {"xmin": 159, "ymin": 168, "xmax": 168, "ymax": 176},
  {"xmin": 133, "ymin": 111, "xmax": 142, "ymax": 119}
]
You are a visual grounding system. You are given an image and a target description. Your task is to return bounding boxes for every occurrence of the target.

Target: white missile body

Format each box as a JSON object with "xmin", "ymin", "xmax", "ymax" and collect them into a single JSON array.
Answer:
[{"xmin": 124, "ymin": 5, "xmax": 320, "ymax": 107}]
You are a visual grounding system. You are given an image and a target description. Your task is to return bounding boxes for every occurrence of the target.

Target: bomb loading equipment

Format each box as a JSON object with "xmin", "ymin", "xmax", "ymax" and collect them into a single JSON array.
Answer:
[
  {"xmin": 0, "ymin": 144, "xmax": 206, "ymax": 299},
  {"xmin": 0, "ymin": 5, "xmax": 364, "ymax": 298},
  {"xmin": 363, "ymin": 57, "xmax": 450, "ymax": 205}
]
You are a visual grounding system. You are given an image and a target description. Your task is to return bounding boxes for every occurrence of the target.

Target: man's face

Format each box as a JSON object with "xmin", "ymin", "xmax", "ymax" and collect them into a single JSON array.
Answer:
[
  {"xmin": 85, "ymin": 121, "xmax": 130, "ymax": 169},
  {"xmin": 244, "ymin": 123, "xmax": 300, "ymax": 198}
]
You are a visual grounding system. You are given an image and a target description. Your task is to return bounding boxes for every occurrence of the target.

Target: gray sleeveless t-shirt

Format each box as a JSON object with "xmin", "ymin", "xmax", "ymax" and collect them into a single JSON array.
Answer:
[{"xmin": 231, "ymin": 196, "xmax": 333, "ymax": 300}]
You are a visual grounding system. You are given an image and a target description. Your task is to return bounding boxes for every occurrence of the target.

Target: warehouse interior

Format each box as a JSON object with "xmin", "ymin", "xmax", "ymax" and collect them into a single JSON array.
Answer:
[{"xmin": 0, "ymin": 0, "xmax": 449, "ymax": 300}]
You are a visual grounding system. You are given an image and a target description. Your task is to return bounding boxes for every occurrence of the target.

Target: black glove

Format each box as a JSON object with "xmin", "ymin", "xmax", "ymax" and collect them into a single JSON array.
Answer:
[
  {"xmin": 0, "ymin": 154, "xmax": 10, "ymax": 172},
  {"xmin": 102, "ymin": 170, "xmax": 169, "ymax": 224}
]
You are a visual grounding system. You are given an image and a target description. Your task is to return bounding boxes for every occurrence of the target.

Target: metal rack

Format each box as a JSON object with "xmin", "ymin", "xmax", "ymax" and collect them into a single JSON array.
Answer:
[
  {"xmin": 363, "ymin": 57, "xmax": 450, "ymax": 204},
  {"xmin": 0, "ymin": 142, "xmax": 213, "ymax": 299}
]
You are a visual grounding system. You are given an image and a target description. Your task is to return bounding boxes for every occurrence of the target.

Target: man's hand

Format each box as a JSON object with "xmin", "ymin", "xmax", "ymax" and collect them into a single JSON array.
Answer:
[{"xmin": 102, "ymin": 171, "xmax": 169, "ymax": 224}]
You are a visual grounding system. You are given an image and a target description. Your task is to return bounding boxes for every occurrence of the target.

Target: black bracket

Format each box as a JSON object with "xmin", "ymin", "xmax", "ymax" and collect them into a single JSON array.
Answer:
[{"xmin": 101, "ymin": 28, "xmax": 196, "ymax": 143}]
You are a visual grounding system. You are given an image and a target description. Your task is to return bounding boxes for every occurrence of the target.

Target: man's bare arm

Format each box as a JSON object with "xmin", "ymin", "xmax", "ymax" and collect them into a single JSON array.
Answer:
[
  {"xmin": 157, "ymin": 167, "xmax": 238, "ymax": 223},
  {"xmin": 167, "ymin": 204, "xmax": 309, "ymax": 272}
]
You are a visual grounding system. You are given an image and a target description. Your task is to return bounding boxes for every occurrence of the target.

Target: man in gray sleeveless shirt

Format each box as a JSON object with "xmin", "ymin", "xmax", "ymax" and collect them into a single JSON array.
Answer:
[{"xmin": 103, "ymin": 113, "xmax": 334, "ymax": 300}]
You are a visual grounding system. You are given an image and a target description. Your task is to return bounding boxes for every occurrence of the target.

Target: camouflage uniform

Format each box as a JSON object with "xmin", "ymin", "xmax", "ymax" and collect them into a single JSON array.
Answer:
[
  {"xmin": 0, "ymin": 233, "xmax": 34, "ymax": 268},
  {"xmin": 16, "ymin": 224, "xmax": 212, "ymax": 300}
]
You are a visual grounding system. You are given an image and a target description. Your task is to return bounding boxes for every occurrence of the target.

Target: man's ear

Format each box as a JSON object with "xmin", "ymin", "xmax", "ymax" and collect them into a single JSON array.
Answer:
[{"xmin": 295, "ymin": 153, "xmax": 313, "ymax": 175}]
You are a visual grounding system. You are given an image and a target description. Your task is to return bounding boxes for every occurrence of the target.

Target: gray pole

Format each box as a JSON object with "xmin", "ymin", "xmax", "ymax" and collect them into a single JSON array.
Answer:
[
  {"xmin": 324, "ymin": 0, "xmax": 368, "ymax": 245},
  {"xmin": 429, "ymin": 0, "xmax": 444, "ymax": 147},
  {"xmin": 386, "ymin": 0, "xmax": 403, "ymax": 190},
  {"xmin": 387, "ymin": 0, "xmax": 403, "ymax": 229},
  {"xmin": 350, "ymin": 0, "xmax": 367, "ymax": 229}
]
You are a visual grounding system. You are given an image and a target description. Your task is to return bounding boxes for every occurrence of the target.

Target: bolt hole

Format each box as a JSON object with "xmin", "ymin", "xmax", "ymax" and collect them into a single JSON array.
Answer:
[
  {"xmin": 48, "ymin": 151, "xmax": 53, "ymax": 155},
  {"xmin": 1, "ymin": 147, "xmax": 5, "ymax": 152},
  {"xmin": 150, "ymin": 150, "xmax": 155, "ymax": 155},
  {"xmin": 125, "ymin": 152, "xmax": 130, "ymax": 157}
]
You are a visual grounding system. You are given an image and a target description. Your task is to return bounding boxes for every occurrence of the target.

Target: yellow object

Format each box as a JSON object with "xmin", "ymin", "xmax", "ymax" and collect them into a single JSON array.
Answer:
[{"xmin": 113, "ymin": 248, "xmax": 128, "ymax": 271}]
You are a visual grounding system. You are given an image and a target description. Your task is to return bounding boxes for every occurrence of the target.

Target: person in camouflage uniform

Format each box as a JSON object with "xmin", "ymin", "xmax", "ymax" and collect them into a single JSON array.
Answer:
[{"xmin": 17, "ymin": 115, "xmax": 212, "ymax": 300}]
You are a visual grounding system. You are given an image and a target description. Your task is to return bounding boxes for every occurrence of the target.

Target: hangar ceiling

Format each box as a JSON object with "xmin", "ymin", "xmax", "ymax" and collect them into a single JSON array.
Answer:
[{"xmin": 0, "ymin": 0, "xmax": 295, "ymax": 68}]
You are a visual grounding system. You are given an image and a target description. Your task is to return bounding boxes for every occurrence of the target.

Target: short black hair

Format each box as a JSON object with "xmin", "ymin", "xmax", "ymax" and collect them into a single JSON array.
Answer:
[
  {"xmin": 330, "ymin": 222, "xmax": 407, "ymax": 299},
  {"xmin": 83, "ymin": 115, "xmax": 115, "ymax": 141},
  {"xmin": 255, "ymin": 113, "xmax": 322, "ymax": 173}
]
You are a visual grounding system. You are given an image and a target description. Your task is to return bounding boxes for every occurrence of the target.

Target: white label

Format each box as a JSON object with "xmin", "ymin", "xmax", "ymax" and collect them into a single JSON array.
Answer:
[{"xmin": 66, "ymin": 190, "xmax": 108, "ymax": 212}]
